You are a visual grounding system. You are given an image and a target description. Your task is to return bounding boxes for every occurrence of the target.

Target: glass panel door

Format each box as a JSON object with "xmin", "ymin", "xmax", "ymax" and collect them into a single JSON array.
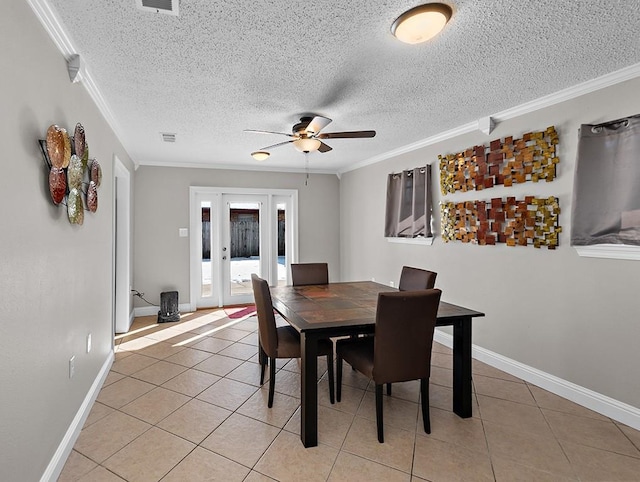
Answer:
[
  {"xmin": 276, "ymin": 203, "xmax": 286, "ymax": 286},
  {"xmin": 201, "ymin": 201, "xmax": 212, "ymax": 298},
  {"xmin": 222, "ymin": 195, "xmax": 268, "ymax": 305},
  {"xmin": 190, "ymin": 187, "xmax": 298, "ymax": 309},
  {"xmin": 195, "ymin": 194, "xmax": 221, "ymax": 308}
]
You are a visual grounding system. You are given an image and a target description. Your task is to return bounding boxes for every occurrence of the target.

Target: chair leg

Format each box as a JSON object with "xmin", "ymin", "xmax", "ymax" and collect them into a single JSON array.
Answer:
[
  {"xmin": 259, "ymin": 344, "xmax": 267, "ymax": 386},
  {"xmin": 421, "ymin": 378, "xmax": 431, "ymax": 434},
  {"xmin": 268, "ymin": 357, "xmax": 276, "ymax": 408},
  {"xmin": 326, "ymin": 351, "xmax": 335, "ymax": 404},
  {"xmin": 336, "ymin": 354, "xmax": 343, "ymax": 402},
  {"xmin": 386, "ymin": 383, "xmax": 392, "ymax": 396},
  {"xmin": 375, "ymin": 384, "xmax": 384, "ymax": 443}
]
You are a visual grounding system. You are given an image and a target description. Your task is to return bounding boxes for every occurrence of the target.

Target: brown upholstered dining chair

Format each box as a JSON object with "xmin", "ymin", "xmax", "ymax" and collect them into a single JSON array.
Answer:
[
  {"xmin": 378, "ymin": 266, "xmax": 436, "ymax": 396},
  {"xmin": 251, "ymin": 274, "xmax": 335, "ymax": 407},
  {"xmin": 336, "ymin": 289, "xmax": 442, "ymax": 443},
  {"xmin": 291, "ymin": 262, "xmax": 329, "ymax": 286},
  {"xmin": 398, "ymin": 266, "xmax": 437, "ymax": 291}
]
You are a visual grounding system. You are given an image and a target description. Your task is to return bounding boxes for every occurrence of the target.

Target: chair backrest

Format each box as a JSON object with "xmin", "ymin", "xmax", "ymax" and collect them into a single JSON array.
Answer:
[
  {"xmin": 398, "ymin": 266, "xmax": 437, "ymax": 291},
  {"xmin": 251, "ymin": 274, "xmax": 278, "ymax": 357},
  {"xmin": 291, "ymin": 262, "xmax": 329, "ymax": 286},
  {"xmin": 372, "ymin": 289, "xmax": 442, "ymax": 384}
]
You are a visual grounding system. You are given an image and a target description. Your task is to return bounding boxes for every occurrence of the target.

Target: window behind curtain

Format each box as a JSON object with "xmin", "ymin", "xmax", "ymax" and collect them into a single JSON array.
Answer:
[
  {"xmin": 571, "ymin": 115, "xmax": 640, "ymax": 246},
  {"xmin": 385, "ymin": 165, "xmax": 432, "ymax": 238}
]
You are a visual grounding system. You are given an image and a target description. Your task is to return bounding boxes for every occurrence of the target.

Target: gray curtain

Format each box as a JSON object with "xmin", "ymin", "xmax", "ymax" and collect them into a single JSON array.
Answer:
[
  {"xmin": 571, "ymin": 114, "xmax": 640, "ymax": 246},
  {"xmin": 385, "ymin": 165, "xmax": 432, "ymax": 237}
]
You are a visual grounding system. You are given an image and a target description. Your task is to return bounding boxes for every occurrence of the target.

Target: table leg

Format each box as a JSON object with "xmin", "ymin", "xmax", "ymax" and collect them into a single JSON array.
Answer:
[
  {"xmin": 300, "ymin": 331, "xmax": 318, "ymax": 447},
  {"xmin": 452, "ymin": 317, "xmax": 472, "ymax": 418}
]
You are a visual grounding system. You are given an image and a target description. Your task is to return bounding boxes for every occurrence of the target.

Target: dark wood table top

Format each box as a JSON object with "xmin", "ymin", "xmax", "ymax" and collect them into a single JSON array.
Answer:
[{"xmin": 271, "ymin": 281, "xmax": 484, "ymax": 332}]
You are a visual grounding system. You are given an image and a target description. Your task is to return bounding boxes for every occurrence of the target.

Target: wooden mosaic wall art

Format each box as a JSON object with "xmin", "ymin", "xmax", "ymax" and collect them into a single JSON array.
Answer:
[
  {"xmin": 439, "ymin": 126, "xmax": 559, "ymax": 194},
  {"xmin": 441, "ymin": 196, "xmax": 561, "ymax": 249}
]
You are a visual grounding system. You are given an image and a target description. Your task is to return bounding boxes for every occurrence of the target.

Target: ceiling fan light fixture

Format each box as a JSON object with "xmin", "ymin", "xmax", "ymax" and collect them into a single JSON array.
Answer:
[
  {"xmin": 391, "ymin": 3, "xmax": 452, "ymax": 44},
  {"xmin": 251, "ymin": 150, "xmax": 270, "ymax": 161},
  {"xmin": 293, "ymin": 138, "xmax": 321, "ymax": 153}
]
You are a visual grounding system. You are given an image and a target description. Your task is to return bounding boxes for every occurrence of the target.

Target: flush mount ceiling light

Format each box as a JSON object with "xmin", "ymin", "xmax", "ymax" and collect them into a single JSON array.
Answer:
[
  {"xmin": 391, "ymin": 3, "xmax": 452, "ymax": 44},
  {"xmin": 251, "ymin": 150, "xmax": 270, "ymax": 161},
  {"xmin": 293, "ymin": 137, "xmax": 322, "ymax": 153}
]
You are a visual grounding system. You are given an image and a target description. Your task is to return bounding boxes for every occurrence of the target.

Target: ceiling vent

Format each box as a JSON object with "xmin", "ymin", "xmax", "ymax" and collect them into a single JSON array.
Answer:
[
  {"xmin": 160, "ymin": 132, "xmax": 176, "ymax": 142},
  {"xmin": 136, "ymin": 0, "xmax": 179, "ymax": 16}
]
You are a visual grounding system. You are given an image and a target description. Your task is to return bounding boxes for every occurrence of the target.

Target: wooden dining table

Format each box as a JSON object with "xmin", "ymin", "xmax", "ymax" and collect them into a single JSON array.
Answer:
[{"xmin": 270, "ymin": 281, "xmax": 485, "ymax": 447}]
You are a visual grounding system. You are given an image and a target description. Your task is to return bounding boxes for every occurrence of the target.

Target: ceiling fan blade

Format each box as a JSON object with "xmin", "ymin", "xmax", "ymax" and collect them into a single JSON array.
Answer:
[
  {"xmin": 318, "ymin": 130, "xmax": 376, "ymax": 139},
  {"xmin": 305, "ymin": 116, "xmax": 332, "ymax": 134},
  {"xmin": 318, "ymin": 141, "xmax": 333, "ymax": 153},
  {"xmin": 259, "ymin": 140, "xmax": 294, "ymax": 150},
  {"xmin": 244, "ymin": 129, "xmax": 294, "ymax": 137}
]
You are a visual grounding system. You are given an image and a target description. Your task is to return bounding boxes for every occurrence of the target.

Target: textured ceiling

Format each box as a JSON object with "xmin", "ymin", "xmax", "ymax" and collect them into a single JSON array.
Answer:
[{"xmin": 45, "ymin": 0, "xmax": 640, "ymax": 173}]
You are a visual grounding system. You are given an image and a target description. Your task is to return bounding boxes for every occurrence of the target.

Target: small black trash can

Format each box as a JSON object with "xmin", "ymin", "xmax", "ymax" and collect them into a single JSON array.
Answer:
[{"xmin": 158, "ymin": 291, "xmax": 180, "ymax": 323}]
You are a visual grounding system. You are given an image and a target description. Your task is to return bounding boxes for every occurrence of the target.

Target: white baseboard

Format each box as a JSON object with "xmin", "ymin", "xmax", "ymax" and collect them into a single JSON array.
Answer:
[
  {"xmin": 434, "ymin": 329, "xmax": 640, "ymax": 431},
  {"xmin": 133, "ymin": 303, "xmax": 192, "ymax": 318},
  {"xmin": 41, "ymin": 351, "xmax": 114, "ymax": 482}
]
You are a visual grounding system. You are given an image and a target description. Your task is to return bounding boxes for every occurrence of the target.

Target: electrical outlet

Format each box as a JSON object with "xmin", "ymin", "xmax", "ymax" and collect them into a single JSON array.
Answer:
[
  {"xmin": 69, "ymin": 356, "xmax": 75, "ymax": 379},
  {"xmin": 371, "ymin": 277, "xmax": 375, "ymax": 282},
  {"xmin": 87, "ymin": 333, "xmax": 92, "ymax": 353},
  {"xmin": 389, "ymin": 281, "xmax": 395, "ymax": 287}
]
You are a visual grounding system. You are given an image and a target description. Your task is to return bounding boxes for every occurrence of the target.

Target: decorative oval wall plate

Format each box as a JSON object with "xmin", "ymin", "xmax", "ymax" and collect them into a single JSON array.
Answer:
[
  {"xmin": 82, "ymin": 142, "xmax": 89, "ymax": 167},
  {"xmin": 67, "ymin": 155, "xmax": 84, "ymax": 190},
  {"xmin": 74, "ymin": 123, "xmax": 86, "ymax": 159},
  {"xmin": 67, "ymin": 188, "xmax": 84, "ymax": 225},
  {"xmin": 46, "ymin": 125, "xmax": 67, "ymax": 169},
  {"xmin": 62, "ymin": 133, "xmax": 71, "ymax": 168},
  {"xmin": 49, "ymin": 167, "xmax": 66, "ymax": 204},
  {"xmin": 90, "ymin": 159, "xmax": 102, "ymax": 187},
  {"xmin": 87, "ymin": 181, "xmax": 98, "ymax": 212}
]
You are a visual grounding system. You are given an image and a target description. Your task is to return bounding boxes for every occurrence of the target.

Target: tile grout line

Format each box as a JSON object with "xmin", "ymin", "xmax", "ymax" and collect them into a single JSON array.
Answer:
[{"xmin": 67, "ymin": 312, "xmax": 640, "ymax": 481}]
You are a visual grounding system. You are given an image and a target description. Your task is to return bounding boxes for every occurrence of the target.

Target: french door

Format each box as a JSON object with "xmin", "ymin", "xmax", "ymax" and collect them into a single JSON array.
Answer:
[{"xmin": 190, "ymin": 187, "xmax": 297, "ymax": 308}]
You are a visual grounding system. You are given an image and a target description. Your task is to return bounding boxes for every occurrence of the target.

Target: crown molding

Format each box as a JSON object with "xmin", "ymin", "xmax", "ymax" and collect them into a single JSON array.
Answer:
[
  {"xmin": 339, "ymin": 121, "xmax": 479, "ymax": 175},
  {"xmin": 135, "ymin": 159, "xmax": 337, "ymax": 176},
  {"xmin": 493, "ymin": 63, "xmax": 640, "ymax": 123},
  {"xmin": 27, "ymin": 0, "xmax": 127, "ymax": 155},
  {"xmin": 340, "ymin": 62, "xmax": 640, "ymax": 175},
  {"xmin": 28, "ymin": 0, "xmax": 640, "ymax": 177},
  {"xmin": 26, "ymin": 0, "xmax": 74, "ymax": 57}
]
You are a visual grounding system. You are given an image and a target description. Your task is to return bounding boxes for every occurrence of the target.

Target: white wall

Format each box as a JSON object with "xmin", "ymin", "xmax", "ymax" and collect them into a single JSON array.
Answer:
[
  {"xmin": 340, "ymin": 76, "xmax": 640, "ymax": 411},
  {"xmin": 0, "ymin": 2, "xmax": 135, "ymax": 480},
  {"xmin": 133, "ymin": 166, "xmax": 340, "ymax": 309}
]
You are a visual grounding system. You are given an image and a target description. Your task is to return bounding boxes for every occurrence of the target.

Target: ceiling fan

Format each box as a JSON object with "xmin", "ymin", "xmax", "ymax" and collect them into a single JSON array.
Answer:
[{"xmin": 245, "ymin": 115, "xmax": 376, "ymax": 160}]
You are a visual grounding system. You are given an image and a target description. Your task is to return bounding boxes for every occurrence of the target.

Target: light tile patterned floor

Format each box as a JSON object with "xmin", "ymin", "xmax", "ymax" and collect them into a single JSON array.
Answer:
[{"xmin": 59, "ymin": 308, "xmax": 640, "ymax": 481}]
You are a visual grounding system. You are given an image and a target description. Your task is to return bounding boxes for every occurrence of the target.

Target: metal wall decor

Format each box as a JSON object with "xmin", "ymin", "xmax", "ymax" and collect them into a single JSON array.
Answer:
[
  {"xmin": 441, "ymin": 196, "xmax": 561, "ymax": 249},
  {"xmin": 439, "ymin": 126, "xmax": 559, "ymax": 194},
  {"xmin": 39, "ymin": 123, "xmax": 101, "ymax": 225}
]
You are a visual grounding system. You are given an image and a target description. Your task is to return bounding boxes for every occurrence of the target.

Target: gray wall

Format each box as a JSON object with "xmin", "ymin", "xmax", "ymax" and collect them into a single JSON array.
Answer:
[
  {"xmin": 0, "ymin": 2, "xmax": 135, "ymax": 480},
  {"xmin": 340, "ymin": 76, "xmax": 640, "ymax": 409},
  {"xmin": 4, "ymin": 1, "xmax": 639, "ymax": 478},
  {"xmin": 133, "ymin": 166, "xmax": 340, "ymax": 308}
]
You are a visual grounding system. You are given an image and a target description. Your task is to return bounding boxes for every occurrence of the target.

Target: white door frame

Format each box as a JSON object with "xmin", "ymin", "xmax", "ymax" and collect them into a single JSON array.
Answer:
[
  {"xmin": 113, "ymin": 156, "xmax": 132, "ymax": 334},
  {"xmin": 189, "ymin": 187, "xmax": 298, "ymax": 310}
]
